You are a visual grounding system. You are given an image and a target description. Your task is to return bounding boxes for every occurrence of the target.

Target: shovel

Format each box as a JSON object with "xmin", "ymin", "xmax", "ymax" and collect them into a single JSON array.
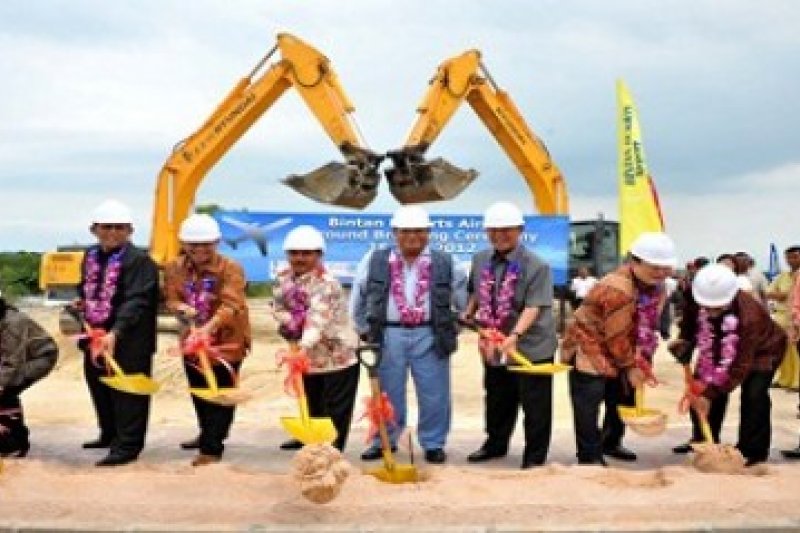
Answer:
[
  {"xmin": 617, "ymin": 386, "xmax": 667, "ymax": 437},
  {"xmin": 175, "ymin": 316, "xmax": 248, "ymax": 406},
  {"xmin": 357, "ymin": 344, "xmax": 420, "ymax": 484},
  {"xmin": 74, "ymin": 313, "xmax": 160, "ymax": 396},
  {"xmin": 460, "ymin": 319, "xmax": 570, "ymax": 375},
  {"xmin": 680, "ymin": 364, "xmax": 715, "ymax": 446},
  {"xmin": 279, "ymin": 344, "xmax": 337, "ymax": 445},
  {"xmin": 188, "ymin": 343, "xmax": 247, "ymax": 406},
  {"xmin": 99, "ymin": 351, "xmax": 160, "ymax": 395}
]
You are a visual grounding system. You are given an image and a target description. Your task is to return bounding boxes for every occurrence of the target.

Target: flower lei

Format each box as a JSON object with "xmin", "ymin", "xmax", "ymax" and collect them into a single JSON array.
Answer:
[
  {"xmin": 183, "ymin": 275, "xmax": 215, "ymax": 325},
  {"xmin": 389, "ymin": 251, "xmax": 431, "ymax": 326},
  {"xmin": 83, "ymin": 246, "xmax": 126, "ymax": 326},
  {"xmin": 635, "ymin": 289, "xmax": 661, "ymax": 363},
  {"xmin": 475, "ymin": 260, "xmax": 520, "ymax": 330},
  {"xmin": 696, "ymin": 309, "xmax": 739, "ymax": 387},
  {"xmin": 279, "ymin": 275, "xmax": 310, "ymax": 340}
]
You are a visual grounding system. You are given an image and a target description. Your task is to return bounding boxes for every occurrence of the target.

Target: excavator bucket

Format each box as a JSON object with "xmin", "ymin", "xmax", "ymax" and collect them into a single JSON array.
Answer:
[
  {"xmin": 283, "ymin": 161, "xmax": 379, "ymax": 209},
  {"xmin": 284, "ymin": 144, "xmax": 384, "ymax": 209},
  {"xmin": 385, "ymin": 148, "xmax": 477, "ymax": 204}
]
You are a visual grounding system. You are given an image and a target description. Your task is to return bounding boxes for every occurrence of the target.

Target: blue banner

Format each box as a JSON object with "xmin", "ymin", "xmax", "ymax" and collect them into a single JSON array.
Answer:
[{"xmin": 213, "ymin": 211, "xmax": 569, "ymax": 285}]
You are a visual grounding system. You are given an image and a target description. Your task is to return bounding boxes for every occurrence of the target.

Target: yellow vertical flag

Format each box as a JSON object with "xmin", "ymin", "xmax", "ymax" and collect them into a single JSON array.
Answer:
[{"xmin": 617, "ymin": 79, "xmax": 665, "ymax": 255}]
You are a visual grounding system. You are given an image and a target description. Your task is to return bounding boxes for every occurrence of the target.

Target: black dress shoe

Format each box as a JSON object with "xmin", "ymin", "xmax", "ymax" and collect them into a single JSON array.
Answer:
[
  {"xmin": 467, "ymin": 448, "xmax": 506, "ymax": 463},
  {"xmin": 424, "ymin": 448, "xmax": 447, "ymax": 464},
  {"xmin": 82, "ymin": 438, "xmax": 112, "ymax": 449},
  {"xmin": 672, "ymin": 442, "xmax": 694, "ymax": 454},
  {"xmin": 96, "ymin": 453, "xmax": 138, "ymax": 467},
  {"xmin": 361, "ymin": 446, "xmax": 394, "ymax": 461},
  {"xmin": 0, "ymin": 441, "xmax": 30, "ymax": 458},
  {"xmin": 180, "ymin": 437, "xmax": 200, "ymax": 450},
  {"xmin": 781, "ymin": 446, "xmax": 800, "ymax": 459},
  {"xmin": 279, "ymin": 439, "xmax": 303, "ymax": 451},
  {"xmin": 603, "ymin": 445, "xmax": 637, "ymax": 462},
  {"xmin": 521, "ymin": 460, "xmax": 543, "ymax": 470},
  {"xmin": 744, "ymin": 458, "xmax": 766, "ymax": 467}
]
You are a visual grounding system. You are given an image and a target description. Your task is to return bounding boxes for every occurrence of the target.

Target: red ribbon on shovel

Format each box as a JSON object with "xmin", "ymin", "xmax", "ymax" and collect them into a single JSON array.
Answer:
[
  {"xmin": 172, "ymin": 330, "xmax": 241, "ymax": 386},
  {"xmin": 360, "ymin": 392, "xmax": 397, "ymax": 443},
  {"xmin": 73, "ymin": 326, "xmax": 106, "ymax": 364},
  {"xmin": 275, "ymin": 347, "xmax": 310, "ymax": 397}
]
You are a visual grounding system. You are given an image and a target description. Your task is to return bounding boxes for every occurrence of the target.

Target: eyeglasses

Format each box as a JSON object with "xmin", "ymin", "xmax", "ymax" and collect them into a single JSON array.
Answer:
[
  {"xmin": 287, "ymin": 250, "xmax": 319, "ymax": 257},
  {"xmin": 96, "ymin": 223, "xmax": 130, "ymax": 231}
]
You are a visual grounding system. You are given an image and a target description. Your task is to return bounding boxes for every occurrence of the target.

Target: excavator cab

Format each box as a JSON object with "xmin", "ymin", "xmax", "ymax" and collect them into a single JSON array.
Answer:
[
  {"xmin": 384, "ymin": 144, "xmax": 477, "ymax": 204},
  {"xmin": 284, "ymin": 143, "xmax": 383, "ymax": 209}
]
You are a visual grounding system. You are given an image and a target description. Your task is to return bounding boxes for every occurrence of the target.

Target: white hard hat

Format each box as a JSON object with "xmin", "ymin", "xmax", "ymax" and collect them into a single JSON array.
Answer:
[
  {"xmin": 692, "ymin": 264, "xmax": 739, "ymax": 307},
  {"xmin": 629, "ymin": 232, "xmax": 677, "ymax": 268},
  {"xmin": 483, "ymin": 201, "xmax": 525, "ymax": 228},
  {"xmin": 390, "ymin": 205, "xmax": 432, "ymax": 229},
  {"xmin": 179, "ymin": 214, "xmax": 221, "ymax": 243},
  {"xmin": 283, "ymin": 225, "xmax": 326, "ymax": 252},
  {"xmin": 91, "ymin": 199, "xmax": 133, "ymax": 225}
]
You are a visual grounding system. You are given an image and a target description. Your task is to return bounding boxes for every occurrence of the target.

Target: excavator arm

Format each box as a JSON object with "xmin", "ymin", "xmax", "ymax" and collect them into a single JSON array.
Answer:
[
  {"xmin": 149, "ymin": 32, "xmax": 382, "ymax": 266},
  {"xmin": 385, "ymin": 50, "xmax": 569, "ymax": 215}
]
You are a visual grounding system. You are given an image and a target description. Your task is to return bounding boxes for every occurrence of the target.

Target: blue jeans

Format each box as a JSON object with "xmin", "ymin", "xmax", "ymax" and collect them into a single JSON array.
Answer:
[{"xmin": 373, "ymin": 326, "xmax": 451, "ymax": 451}]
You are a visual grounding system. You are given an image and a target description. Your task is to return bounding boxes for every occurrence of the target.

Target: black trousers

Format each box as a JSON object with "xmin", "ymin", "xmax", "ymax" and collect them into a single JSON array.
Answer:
[
  {"xmin": 84, "ymin": 353, "xmax": 151, "ymax": 457},
  {"xmin": 303, "ymin": 364, "xmax": 360, "ymax": 451},
  {"xmin": 481, "ymin": 358, "xmax": 553, "ymax": 465},
  {"xmin": 569, "ymin": 369, "xmax": 607, "ymax": 463},
  {"xmin": 601, "ymin": 373, "xmax": 635, "ymax": 449},
  {"xmin": 184, "ymin": 359, "xmax": 242, "ymax": 457},
  {"xmin": 685, "ymin": 369, "xmax": 775, "ymax": 462},
  {"xmin": 0, "ymin": 379, "xmax": 35, "ymax": 454}
]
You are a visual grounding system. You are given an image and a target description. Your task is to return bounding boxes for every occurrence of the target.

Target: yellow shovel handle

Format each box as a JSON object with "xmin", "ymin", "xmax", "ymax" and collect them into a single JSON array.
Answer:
[
  {"xmin": 634, "ymin": 387, "xmax": 644, "ymax": 416},
  {"xmin": 197, "ymin": 349, "xmax": 219, "ymax": 393},
  {"xmin": 508, "ymin": 350, "xmax": 534, "ymax": 368},
  {"xmin": 294, "ymin": 373, "xmax": 312, "ymax": 425},
  {"xmin": 369, "ymin": 377, "xmax": 396, "ymax": 470},
  {"xmin": 103, "ymin": 351, "xmax": 125, "ymax": 377}
]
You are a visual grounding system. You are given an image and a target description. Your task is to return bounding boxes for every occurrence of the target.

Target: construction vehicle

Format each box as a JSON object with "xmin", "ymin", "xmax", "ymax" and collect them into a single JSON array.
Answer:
[
  {"xmin": 384, "ymin": 49, "xmax": 568, "ymax": 214},
  {"xmin": 39, "ymin": 32, "xmax": 381, "ymax": 300},
  {"xmin": 149, "ymin": 32, "xmax": 383, "ymax": 266},
  {"xmin": 38, "ymin": 248, "xmax": 84, "ymax": 306},
  {"xmin": 386, "ymin": 49, "xmax": 618, "ymax": 279}
]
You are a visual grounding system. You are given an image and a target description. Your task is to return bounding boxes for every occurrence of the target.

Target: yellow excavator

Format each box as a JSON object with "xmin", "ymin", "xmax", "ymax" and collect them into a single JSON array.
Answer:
[
  {"xmin": 384, "ymin": 49, "xmax": 569, "ymax": 215},
  {"xmin": 149, "ymin": 32, "xmax": 383, "ymax": 266}
]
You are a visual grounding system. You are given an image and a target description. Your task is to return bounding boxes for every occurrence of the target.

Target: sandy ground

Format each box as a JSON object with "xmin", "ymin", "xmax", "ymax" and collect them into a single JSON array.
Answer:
[{"xmin": 2, "ymin": 301, "xmax": 800, "ymax": 531}]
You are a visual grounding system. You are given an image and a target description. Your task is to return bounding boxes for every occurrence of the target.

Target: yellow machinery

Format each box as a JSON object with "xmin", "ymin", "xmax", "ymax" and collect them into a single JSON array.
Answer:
[
  {"xmin": 149, "ymin": 32, "xmax": 382, "ymax": 267},
  {"xmin": 385, "ymin": 49, "xmax": 569, "ymax": 215},
  {"xmin": 38, "ymin": 250, "xmax": 84, "ymax": 306}
]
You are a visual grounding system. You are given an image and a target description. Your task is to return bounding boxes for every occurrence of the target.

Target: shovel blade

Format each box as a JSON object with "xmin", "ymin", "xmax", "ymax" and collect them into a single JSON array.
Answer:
[
  {"xmin": 190, "ymin": 387, "xmax": 250, "ymax": 406},
  {"xmin": 280, "ymin": 416, "xmax": 338, "ymax": 445},
  {"xmin": 618, "ymin": 406, "xmax": 667, "ymax": 437},
  {"xmin": 386, "ymin": 157, "xmax": 477, "ymax": 204},
  {"xmin": 366, "ymin": 464, "xmax": 420, "ymax": 484},
  {"xmin": 508, "ymin": 362, "xmax": 571, "ymax": 375},
  {"xmin": 283, "ymin": 161, "xmax": 379, "ymax": 209},
  {"xmin": 100, "ymin": 374, "xmax": 160, "ymax": 395}
]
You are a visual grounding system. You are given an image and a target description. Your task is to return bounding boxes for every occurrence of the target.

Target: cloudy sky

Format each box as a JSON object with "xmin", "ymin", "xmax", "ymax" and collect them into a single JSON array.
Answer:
[{"xmin": 1, "ymin": 1, "xmax": 798, "ymax": 267}]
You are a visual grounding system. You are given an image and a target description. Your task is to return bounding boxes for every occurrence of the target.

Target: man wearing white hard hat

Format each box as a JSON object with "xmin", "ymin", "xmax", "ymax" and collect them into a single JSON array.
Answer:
[
  {"xmin": 562, "ymin": 232, "xmax": 676, "ymax": 465},
  {"xmin": 74, "ymin": 199, "xmax": 159, "ymax": 466},
  {"xmin": 350, "ymin": 205, "xmax": 467, "ymax": 464},
  {"xmin": 669, "ymin": 264, "xmax": 786, "ymax": 466},
  {"xmin": 163, "ymin": 213, "xmax": 251, "ymax": 466},
  {"xmin": 462, "ymin": 201, "xmax": 558, "ymax": 469},
  {"xmin": 272, "ymin": 225, "xmax": 360, "ymax": 452}
]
